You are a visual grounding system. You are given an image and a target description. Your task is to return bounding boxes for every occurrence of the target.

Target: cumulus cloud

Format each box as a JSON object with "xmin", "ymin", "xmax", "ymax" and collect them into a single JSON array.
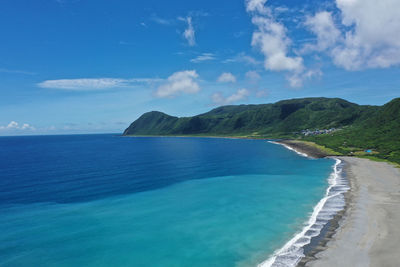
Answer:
[
  {"xmin": 333, "ymin": 0, "xmax": 400, "ymax": 70},
  {"xmin": 303, "ymin": 0, "xmax": 400, "ymax": 70},
  {"xmin": 245, "ymin": 0, "xmax": 400, "ymax": 86},
  {"xmin": 251, "ymin": 16, "xmax": 303, "ymax": 72},
  {"xmin": 245, "ymin": 0, "xmax": 268, "ymax": 14},
  {"xmin": 6, "ymin": 121, "xmax": 18, "ymax": 129},
  {"xmin": 246, "ymin": 0, "xmax": 306, "ymax": 87},
  {"xmin": 182, "ymin": 16, "xmax": 196, "ymax": 46},
  {"xmin": 0, "ymin": 121, "xmax": 35, "ymax": 131},
  {"xmin": 155, "ymin": 70, "xmax": 200, "ymax": 98},
  {"xmin": 303, "ymin": 11, "xmax": 341, "ymax": 52},
  {"xmin": 190, "ymin": 53, "xmax": 216, "ymax": 63},
  {"xmin": 217, "ymin": 72, "xmax": 237, "ymax": 83},
  {"xmin": 211, "ymin": 89, "xmax": 250, "ymax": 105},
  {"xmin": 37, "ymin": 78, "xmax": 162, "ymax": 90}
]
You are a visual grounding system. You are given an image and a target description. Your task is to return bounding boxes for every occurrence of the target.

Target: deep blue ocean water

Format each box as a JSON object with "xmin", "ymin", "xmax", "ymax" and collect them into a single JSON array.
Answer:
[{"xmin": 0, "ymin": 135, "xmax": 335, "ymax": 266}]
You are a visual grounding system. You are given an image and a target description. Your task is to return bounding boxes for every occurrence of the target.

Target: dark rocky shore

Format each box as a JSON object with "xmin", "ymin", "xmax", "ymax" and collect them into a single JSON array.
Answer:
[{"xmin": 275, "ymin": 140, "xmax": 331, "ymax": 158}]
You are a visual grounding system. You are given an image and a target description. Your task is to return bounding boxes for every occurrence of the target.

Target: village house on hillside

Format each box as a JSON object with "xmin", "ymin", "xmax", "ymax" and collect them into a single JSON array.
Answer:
[{"xmin": 301, "ymin": 128, "xmax": 337, "ymax": 136}]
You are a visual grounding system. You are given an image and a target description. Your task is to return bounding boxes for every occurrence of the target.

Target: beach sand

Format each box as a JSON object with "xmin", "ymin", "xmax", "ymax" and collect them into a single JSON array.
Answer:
[{"xmin": 306, "ymin": 157, "xmax": 400, "ymax": 267}]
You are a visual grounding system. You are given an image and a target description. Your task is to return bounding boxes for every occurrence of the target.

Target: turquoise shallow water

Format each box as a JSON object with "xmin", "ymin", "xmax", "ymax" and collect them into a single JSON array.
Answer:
[{"xmin": 0, "ymin": 135, "xmax": 334, "ymax": 266}]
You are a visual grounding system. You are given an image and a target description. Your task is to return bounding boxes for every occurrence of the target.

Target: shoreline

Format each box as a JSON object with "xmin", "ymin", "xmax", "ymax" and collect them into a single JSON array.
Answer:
[
  {"xmin": 271, "ymin": 140, "xmax": 338, "ymax": 159},
  {"xmin": 271, "ymin": 139, "xmax": 400, "ymax": 266},
  {"xmin": 304, "ymin": 156, "xmax": 400, "ymax": 267},
  {"xmin": 260, "ymin": 143, "xmax": 348, "ymax": 267},
  {"xmin": 297, "ymin": 159, "xmax": 352, "ymax": 266},
  {"xmin": 124, "ymin": 136, "xmax": 400, "ymax": 266}
]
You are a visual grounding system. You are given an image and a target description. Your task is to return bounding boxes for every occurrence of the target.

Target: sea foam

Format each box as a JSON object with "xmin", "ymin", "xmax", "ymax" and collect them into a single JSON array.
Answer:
[
  {"xmin": 268, "ymin": 141, "xmax": 309, "ymax": 158},
  {"xmin": 259, "ymin": 145, "xmax": 349, "ymax": 267}
]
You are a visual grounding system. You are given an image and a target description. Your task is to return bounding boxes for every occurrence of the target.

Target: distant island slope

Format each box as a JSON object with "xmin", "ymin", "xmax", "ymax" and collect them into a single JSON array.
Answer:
[{"xmin": 123, "ymin": 97, "xmax": 400, "ymax": 164}]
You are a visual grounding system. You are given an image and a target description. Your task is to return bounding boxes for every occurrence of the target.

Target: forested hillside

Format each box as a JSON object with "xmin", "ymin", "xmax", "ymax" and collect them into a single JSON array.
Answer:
[{"xmin": 123, "ymin": 97, "xmax": 400, "ymax": 164}]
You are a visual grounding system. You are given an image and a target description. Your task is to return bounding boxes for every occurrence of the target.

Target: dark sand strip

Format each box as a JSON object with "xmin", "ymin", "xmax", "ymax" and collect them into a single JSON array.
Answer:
[{"xmin": 274, "ymin": 140, "xmax": 330, "ymax": 158}]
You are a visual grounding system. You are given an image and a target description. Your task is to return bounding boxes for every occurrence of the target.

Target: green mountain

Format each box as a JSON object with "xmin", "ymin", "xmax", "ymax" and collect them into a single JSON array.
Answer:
[
  {"xmin": 124, "ymin": 98, "xmax": 374, "ymax": 136},
  {"xmin": 306, "ymin": 98, "xmax": 400, "ymax": 164},
  {"xmin": 123, "ymin": 97, "xmax": 400, "ymax": 164}
]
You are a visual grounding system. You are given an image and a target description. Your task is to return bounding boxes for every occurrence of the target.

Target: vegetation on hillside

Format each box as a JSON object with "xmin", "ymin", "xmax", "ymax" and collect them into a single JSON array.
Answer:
[
  {"xmin": 304, "ymin": 98, "xmax": 400, "ymax": 164},
  {"xmin": 123, "ymin": 97, "xmax": 400, "ymax": 164}
]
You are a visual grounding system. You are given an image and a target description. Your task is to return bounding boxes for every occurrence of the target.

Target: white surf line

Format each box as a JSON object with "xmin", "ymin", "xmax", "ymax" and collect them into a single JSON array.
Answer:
[
  {"xmin": 260, "ymin": 143, "xmax": 349, "ymax": 267},
  {"xmin": 268, "ymin": 141, "xmax": 309, "ymax": 158}
]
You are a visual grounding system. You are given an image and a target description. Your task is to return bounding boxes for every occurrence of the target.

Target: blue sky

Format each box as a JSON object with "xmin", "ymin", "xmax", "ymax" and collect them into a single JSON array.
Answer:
[{"xmin": 0, "ymin": 0, "xmax": 399, "ymax": 135}]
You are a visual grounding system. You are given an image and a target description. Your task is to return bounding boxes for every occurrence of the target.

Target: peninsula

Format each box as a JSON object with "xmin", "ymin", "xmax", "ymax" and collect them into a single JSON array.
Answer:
[{"xmin": 124, "ymin": 97, "xmax": 400, "ymax": 165}]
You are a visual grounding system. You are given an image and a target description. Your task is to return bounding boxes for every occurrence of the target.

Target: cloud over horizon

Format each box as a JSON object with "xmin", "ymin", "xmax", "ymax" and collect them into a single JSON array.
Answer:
[
  {"xmin": 37, "ymin": 78, "xmax": 162, "ymax": 90},
  {"xmin": 0, "ymin": 121, "xmax": 35, "ymax": 131}
]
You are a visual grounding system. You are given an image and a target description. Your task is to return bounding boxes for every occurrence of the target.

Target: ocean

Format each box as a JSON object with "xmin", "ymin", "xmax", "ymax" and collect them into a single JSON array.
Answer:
[{"xmin": 0, "ymin": 135, "xmax": 343, "ymax": 266}]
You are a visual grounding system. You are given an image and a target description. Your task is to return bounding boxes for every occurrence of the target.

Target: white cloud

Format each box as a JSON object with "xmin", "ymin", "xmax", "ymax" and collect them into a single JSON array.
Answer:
[
  {"xmin": 245, "ymin": 70, "xmax": 261, "ymax": 83},
  {"xmin": 212, "ymin": 89, "xmax": 250, "ymax": 105},
  {"xmin": 217, "ymin": 72, "xmax": 237, "ymax": 83},
  {"xmin": 333, "ymin": 0, "xmax": 400, "ymax": 70},
  {"xmin": 245, "ymin": 0, "xmax": 268, "ymax": 14},
  {"xmin": 251, "ymin": 16, "xmax": 303, "ymax": 72},
  {"xmin": 38, "ymin": 78, "xmax": 128, "ymax": 90},
  {"xmin": 303, "ymin": 0, "xmax": 400, "ymax": 70},
  {"xmin": 155, "ymin": 70, "xmax": 200, "ymax": 98},
  {"xmin": 37, "ymin": 78, "xmax": 162, "ymax": 90},
  {"xmin": 287, "ymin": 69, "xmax": 322, "ymax": 88},
  {"xmin": 190, "ymin": 53, "xmax": 216, "ymax": 63},
  {"xmin": 274, "ymin": 6, "xmax": 289, "ymax": 14},
  {"xmin": 182, "ymin": 16, "xmax": 196, "ymax": 46},
  {"xmin": 0, "ymin": 121, "xmax": 35, "ymax": 131},
  {"xmin": 243, "ymin": 0, "xmax": 400, "ymax": 86},
  {"xmin": 303, "ymin": 11, "xmax": 341, "ymax": 52},
  {"xmin": 246, "ymin": 0, "xmax": 306, "ymax": 87},
  {"xmin": 7, "ymin": 121, "xmax": 18, "ymax": 129}
]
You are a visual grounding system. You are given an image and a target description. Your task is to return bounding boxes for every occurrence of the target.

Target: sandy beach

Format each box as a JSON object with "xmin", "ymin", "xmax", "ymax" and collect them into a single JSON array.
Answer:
[{"xmin": 306, "ymin": 157, "xmax": 400, "ymax": 267}]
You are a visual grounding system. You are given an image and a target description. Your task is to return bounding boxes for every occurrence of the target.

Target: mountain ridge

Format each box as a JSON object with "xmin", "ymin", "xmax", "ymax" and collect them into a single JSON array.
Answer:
[
  {"xmin": 123, "ymin": 97, "xmax": 378, "ymax": 136},
  {"xmin": 123, "ymin": 97, "xmax": 400, "ymax": 164}
]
